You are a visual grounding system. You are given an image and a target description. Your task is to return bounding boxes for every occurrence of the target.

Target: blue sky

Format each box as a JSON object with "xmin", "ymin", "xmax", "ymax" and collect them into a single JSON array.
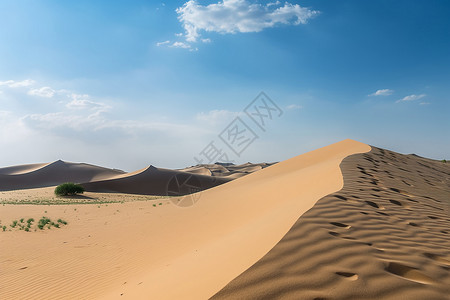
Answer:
[{"xmin": 0, "ymin": 0, "xmax": 449, "ymax": 171}]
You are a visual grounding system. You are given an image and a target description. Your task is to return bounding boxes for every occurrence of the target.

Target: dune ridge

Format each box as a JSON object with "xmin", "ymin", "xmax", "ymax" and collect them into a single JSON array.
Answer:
[{"xmin": 211, "ymin": 146, "xmax": 450, "ymax": 300}]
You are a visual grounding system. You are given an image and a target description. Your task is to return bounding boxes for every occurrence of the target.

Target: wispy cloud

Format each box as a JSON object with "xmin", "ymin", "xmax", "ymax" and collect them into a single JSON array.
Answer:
[
  {"xmin": 369, "ymin": 89, "xmax": 394, "ymax": 96},
  {"xmin": 286, "ymin": 104, "xmax": 302, "ymax": 110},
  {"xmin": 196, "ymin": 109, "xmax": 243, "ymax": 125},
  {"xmin": 156, "ymin": 40, "xmax": 170, "ymax": 46},
  {"xmin": 27, "ymin": 87, "xmax": 56, "ymax": 98},
  {"xmin": 396, "ymin": 94, "xmax": 426, "ymax": 103},
  {"xmin": 0, "ymin": 79, "xmax": 35, "ymax": 88}
]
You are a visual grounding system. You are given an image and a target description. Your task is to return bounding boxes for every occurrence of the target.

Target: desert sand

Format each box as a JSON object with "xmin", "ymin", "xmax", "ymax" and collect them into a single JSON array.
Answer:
[{"xmin": 1, "ymin": 139, "xmax": 449, "ymax": 299}]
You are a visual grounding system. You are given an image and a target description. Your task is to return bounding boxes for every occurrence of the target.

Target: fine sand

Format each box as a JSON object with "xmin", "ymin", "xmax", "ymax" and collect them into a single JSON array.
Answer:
[{"xmin": 0, "ymin": 139, "xmax": 369, "ymax": 299}]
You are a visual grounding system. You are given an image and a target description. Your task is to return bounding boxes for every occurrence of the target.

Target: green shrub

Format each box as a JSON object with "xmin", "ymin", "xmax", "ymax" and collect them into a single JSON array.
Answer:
[
  {"xmin": 10, "ymin": 220, "xmax": 18, "ymax": 228},
  {"xmin": 57, "ymin": 218, "xmax": 67, "ymax": 225},
  {"xmin": 38, "ymin": 216, "xmax": 51, "ymax": 230},
  {"xmin": 54, "ymin": 183, "xmax": 85, "ymax": 196},
  {"xmin": 443, "ymin": 159, "xmax": 447, "ymax": 163}
]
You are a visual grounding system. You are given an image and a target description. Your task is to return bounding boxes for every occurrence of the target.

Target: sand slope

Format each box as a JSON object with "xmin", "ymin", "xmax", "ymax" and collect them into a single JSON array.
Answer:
[
  {"xmin": 0, "ymin": 160, "xmax": 125, "ymax": 191},
  {"xmin": 211, "ymin": 147, "xmax": 450, "ymax": 300},
  {"xmin": 0, "ymin": 139, "xmax": 369, "ymax": 299}
]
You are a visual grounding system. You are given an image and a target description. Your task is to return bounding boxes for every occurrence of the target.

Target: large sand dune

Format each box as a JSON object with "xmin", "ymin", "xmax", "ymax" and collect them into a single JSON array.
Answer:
[
  {"xmin": 1, "ymin": 139, "xmax": 449, "ymax": 299},
  {"xmin": 212, "ymin": 146, "xmax": 450, "ymax": 299}
]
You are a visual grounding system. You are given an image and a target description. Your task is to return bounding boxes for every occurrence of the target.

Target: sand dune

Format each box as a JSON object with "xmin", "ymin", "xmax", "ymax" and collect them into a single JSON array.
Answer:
[
  {"xmin": 0, "ymin": 160, "xmax": 125, "ymax": 191},
  {"xmin": 211, "ymin": 146, "xmax": 450, "ymax": 299},
  {"xmin": 0, "ymin": 139, "xmax": 370, "ymax": 299},
  {"xmin": 81, "ymin": 165, "xmax": 231, "ymax": 196},
  {"xmin": 178, "ymin": 162, "xmax": 275, "ymax": 179}
]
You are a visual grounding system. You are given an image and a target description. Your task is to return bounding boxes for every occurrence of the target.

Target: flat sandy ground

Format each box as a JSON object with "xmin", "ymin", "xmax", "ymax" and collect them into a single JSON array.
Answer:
[{"xmin": 1, "ymin": 140, "xmax": 449, "ymax": 299}]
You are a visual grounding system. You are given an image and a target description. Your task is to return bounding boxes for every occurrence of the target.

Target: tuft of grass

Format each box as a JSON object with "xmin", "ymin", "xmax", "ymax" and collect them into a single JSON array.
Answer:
[
  {"xmin": 27, "ymin": 218, "xmax": 34, "ymax": 224},
  {"xmin": 10, "ymin": 220, "xmax": 18, "ymax": 228},
  {"xmin": 20, "ymin": 218, "xmax": 24, "ymax": 223},
  {"xmin": 2, "ymin": 225, "xmax": 6, "ymax": 231}
]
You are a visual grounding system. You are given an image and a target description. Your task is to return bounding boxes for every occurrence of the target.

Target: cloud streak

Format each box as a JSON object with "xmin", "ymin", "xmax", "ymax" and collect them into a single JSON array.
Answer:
[
  {"xmin": 396, "ymin": 94, "xmax": 426, "ymax": 103},
  {"xmin": 369, "ymin": 89, "xmax": 394, "ymax": 96},
  {"xmin": 0, "ymin": 79, "xmax": 35, "ymax": 88}
]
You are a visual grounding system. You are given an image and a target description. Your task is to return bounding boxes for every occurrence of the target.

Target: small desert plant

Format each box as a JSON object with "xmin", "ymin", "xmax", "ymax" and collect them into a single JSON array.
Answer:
[
  {"xmin": 38, "ymin": 216, "xmax": 51, "ymax": 230},
  {"xmin": 443, "ymin": 159, "xmax": 447, "ymax": 163},
  {"xmin": 54, "ymin": 183, "xmax": 85, "ymax": 196},
  {"xmin": 10, "ymin": 220, "xmax": 18, "ymax": 228},
  {"xmin": 57, "ymin": 218, "xmax": 67, "ymax": 225},
  {"xmin": 2, "ymin": 226, "xmax": 6, "ymax": 231},
  {"xmin": 27, "ymin": 218, "xmax": 34, "ymax": 224}
]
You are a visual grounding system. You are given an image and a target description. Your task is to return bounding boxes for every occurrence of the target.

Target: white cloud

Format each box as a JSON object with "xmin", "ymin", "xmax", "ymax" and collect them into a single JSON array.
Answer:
[
  {"xmin": 66, "ymin": 94, "xmax": 111, "ymax": 113},
  {"xmin": 196, "ymin": 109, "xmax": 243, "ymax": 125},
  {"xmin": 0, "ymin": 79, "xmax": 35, "ymax": 88},
  {"xmin": 396, "ymin": 94, "xmax": 426, "ymax": 103},
  {"xmin": 286, "ymin": 104, "xmax": 302, "ymax": 110},
  {"xmin": 369, "ymin": 89, "xmax": 394, "ymax": 96},
  {"xmin": 171, "ymin": 41, "xmax": 192, "ymax": 49},
  {"xmin": 27, "ymin": 86, "xmax": 56, "ymax": 98},
  {"xmin": 176, "ymin": 0, "xmax": 319, "ymax": 42},
  {"xmin": 156, "ymin": 40, "xmax": 170, "ymax": 46}
]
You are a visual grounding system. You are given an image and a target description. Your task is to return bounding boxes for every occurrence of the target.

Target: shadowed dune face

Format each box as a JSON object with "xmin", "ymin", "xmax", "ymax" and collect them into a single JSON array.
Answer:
[
  {"xmin": 81, "ymin": 166, "xmax": 232, "ymax": 196},
  {"xmin": 211, "ymin": 147, "xmax": 450, "ymax": 300}
]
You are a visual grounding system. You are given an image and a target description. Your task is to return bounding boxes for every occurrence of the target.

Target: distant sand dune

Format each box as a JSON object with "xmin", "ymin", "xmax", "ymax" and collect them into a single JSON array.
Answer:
[
  {"xmin": 0, "ymin": 160, "xmax": 125, "ymax": 191},
  {"xmin": 81, "ymin": 166, "xmax": 232, "ymax": 196}
]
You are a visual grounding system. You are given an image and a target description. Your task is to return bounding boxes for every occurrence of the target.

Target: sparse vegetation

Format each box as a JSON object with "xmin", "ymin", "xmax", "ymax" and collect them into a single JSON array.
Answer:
[
  {"xmin": 443, "ymin": 159, "xmax": 447, "ymax": 163},
  {"xmin": 54, "ymin": 183, "xmax": 85, "ymax": 196},
  {"xmin": 1, "ymin": 216, "xmax": 67, "ymax": 232}
]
